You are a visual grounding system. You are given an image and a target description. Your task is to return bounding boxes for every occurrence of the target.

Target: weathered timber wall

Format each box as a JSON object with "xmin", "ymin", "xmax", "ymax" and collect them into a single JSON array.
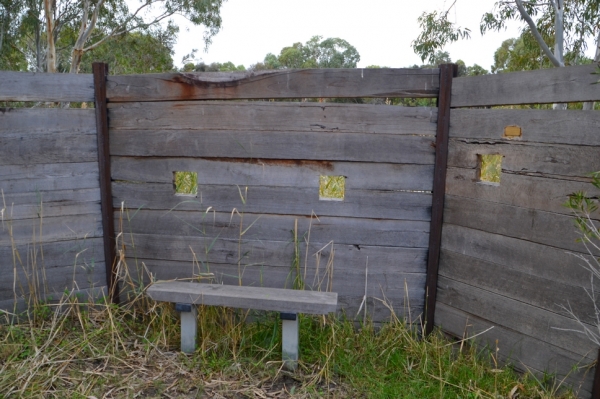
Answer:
[
  {"xmin": 108, "ymin": 99, "xmax": 437, "ymax": 321},
  {"xmin": 0, "ymin": 72, "xmax": 106, "ymax": 314},
  {"xmin": 437, "ymin": 64, "xmax": 600, "ymax": 397}
]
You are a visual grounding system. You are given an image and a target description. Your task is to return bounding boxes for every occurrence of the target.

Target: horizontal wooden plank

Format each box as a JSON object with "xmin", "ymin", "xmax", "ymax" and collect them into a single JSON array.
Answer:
[
  {"xmin": 435, "ymin": 303, "xmax": 594, "ymax": 396},
  {"xmin": 112, "ymin": 157, "xmax": 434, "ymax": 191},
  {"xmin": 452, "ymin": 64, "xmax": 600, "ymax": 107},
  {"xmin": 139, "ymin": 259, "xmax": 424, "ymax": 309},
  {"xmin": 0, "ymin": 286, "xmax": 108, "ymax": 319},
  {"xmin": 2, "ymin": 189, "xmax": 101, "ymax": 220},
  {"xmin": 0, "ymin": 237, "xmax": 105, "ymax": 270},
  {"xmin": 0, "ymin": 214, "xmax": 103, "ymax": 245},
  {"xmin": 108, "ymin": 101, "xmax": 438, "ymax": 135},
  {"xmin": 119, "ymin": 210, "xmax": 430, "ymax": 248},
  {"xmin": 148, "ymin": 281, "xmax": 338, "ymax": 314},
  {"xmin": 121, "ymin": 234, "xmax": 428, "ymax": 275},
  {"xmin": 113, "ymin": 182, "xmax": 432, "ymax": 221},
  {"xmin": 441, "ymin": 224, "xmax": 594, "ymax": 288},
  {"xmin": 443, "ymin": 195, "xmax": 584, "ymax": 253},
  {"xmin": 0, "ymin": 108, "xmax": 96, "ymax": 133},
  {"xmin": 439, "ymin": 249, "xmax": 597, "ymax": 325},
  {"xmin": 0, "ymin": 133, "xmax": 98, "ymax": 165},
  {"xmin": 0, "ymin": 72, "xmax": 94, "ymax": 102},
  {"xmin": 110, "ymin": 130, "xmax": 436, "ymax": 164},
  {"xmin": 106, "ymin": 68, "xmax": 440, "ymax": 102},
  {"xmin": 449, "ymin": 109, "xmax": 600, "ymax": 146},
  {"xmin": 1, "ymin": 262, "xmax": 106, "ymax": 302},
  {"xmin": 437, "ymin": 276, "xmax": 597, "ymax": 357},
  {"xmin": 448, "ymin": 139, "xmax": 600, "ymax": 179},
  {"xmin": 446, "ymin": 167, "xmax": 600, "ymax": 216},
  {"xmin": 0, "ymin": 163, "xmax": 100, "ymax": 192}
]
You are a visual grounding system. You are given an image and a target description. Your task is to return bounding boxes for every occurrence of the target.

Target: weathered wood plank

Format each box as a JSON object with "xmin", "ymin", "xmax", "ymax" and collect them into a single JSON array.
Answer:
[
  {"xmin": 445, "ymin": 167, "xmax": 600, "ymax": 216},
  {"xmin": 0, "ymin": 163, "xmax": 100, "ymax": 192},
  {"xmin": 0, "ymin": 237, "xmax": 105, "ymax": 271},
  {"xmin": 439, "ymin": 249, "xmax": 597, "ymax": 324},
  {"xmin": 117, "ymin": 210, "xmax": 431, "ymax": 248},
  {"xmin": 0, "ymin": 108, "xmax": 96, "ymax": 133},
  {"xmin": 113, "ymin": 182, "xmax": 432, "ymax": 221},
  {"xmin": 108, "ymin": 101, "xmax": 438, "ymax": 135},
  {"xmin": 437, "ymin": 276, "xmax": 597, "ymax": 357},
  {"xmin": 147, "ymin": 281, "xmax": 338, "ymax": 314},
  {"xmin": 441, "ymin": 224, "xmax": 594, "ymax": 289},
  {"xmin": 449, "ymin": 108, "xmax": 600, "ymax": 146},
  {"xmin": 142, "ymin": 259, "xmax": 425, "ymax": 300},
  {"xmin": 0, "ymin": 133, "xmax": 98, "ymax": 165},
  {"xmin": 0, "ymin": 72, "xmax": 94, "ymax": 102},
  {"xmin": 443, "ymin": 195, "xmax": 584, "ymax": 253},
  {"xmin": 0, "ymin": 262, "xmax": 105, "ymax": 301},
  {"xmin": 1, "ymin": 189, "xmax": 100, "ymax": 220},
  {"xmin": 448, "ymin": 139, "xmax": 600, "ymax": 179},
  {"xmin": 112, "ymin": 157, "xmax": 435, "ymax": 191},
  {"xmin": 121, "ymin": 234, "xmax": 428, "ymax": 274},
  {"xmin": 106, "ymin": 69, "xmax": 440, "ymax": 102},
  {"xmin": 0, "ymin": 214, "xmax": 103, "ymax": 245},
  {"xmin": 110, "ymin": 130, "xmax": 436, "ymax": 164},
  {"xmin": 435, "ymin": 303, "xmax": 594, "ymax": 396},
  {"xmin": 452, "ymin": 64, "xmax": 600, "ymax": 107}
]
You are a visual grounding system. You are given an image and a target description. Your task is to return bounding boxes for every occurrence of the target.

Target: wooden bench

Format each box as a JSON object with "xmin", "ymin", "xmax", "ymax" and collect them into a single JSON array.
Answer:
[{"xmin": 146, "ymin": 281, "xmax": 338, "ymax": 370}]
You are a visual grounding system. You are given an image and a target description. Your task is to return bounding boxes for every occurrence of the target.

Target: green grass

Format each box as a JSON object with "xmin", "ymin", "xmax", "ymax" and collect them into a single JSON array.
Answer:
[
  {"xmin": 479, "ymin": 154, "xmax": 503, "ymax": 184},
  {"xmin": 0, "ymin": 290, "xmax": 579, "ymax": 398},
  {"xmin": 319, "ymin": 175, "xmax": 345, "ymax": 200}
]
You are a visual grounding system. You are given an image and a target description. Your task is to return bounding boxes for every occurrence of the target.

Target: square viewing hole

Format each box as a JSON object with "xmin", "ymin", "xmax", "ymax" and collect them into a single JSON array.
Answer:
[
  {"xmin": 319, "ymin": 175, "xmax": 345, "ymax": 201},
  {"xmin": 174, "ymin": 171, "xmax": 198, "ymax": 196},
  {"xmin": 477, "ymin": 154, "xmax": 502, "ymax": 185}
]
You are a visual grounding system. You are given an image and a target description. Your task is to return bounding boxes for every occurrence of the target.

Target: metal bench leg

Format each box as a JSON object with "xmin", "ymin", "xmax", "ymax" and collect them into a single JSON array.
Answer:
[
  {"xmin": 176, "ymin": 303, "xmax": 197, "ymax": 353},
  {"xmin": 280, "ymin": 313, "xmax": 299, "ymax": 370}
]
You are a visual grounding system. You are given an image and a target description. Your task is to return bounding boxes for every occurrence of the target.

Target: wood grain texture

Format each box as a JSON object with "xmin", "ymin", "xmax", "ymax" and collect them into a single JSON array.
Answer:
[
  {"xmin": 439, "ymin": 249, "xmax": 597, "ymax": 324},
  {"xmin": 443, "ymin": 195, "xmax": 583, "ymax": 252},
  {"xmin": 435, "ymin": 303, "xmax": 594, "ymax": 397},
  {"xmin": 147, "ymin": 281, "xmax": 338, "ymax": 314},
  {"xmin": 441, "ymin": 224, "xmax": 594, "ymax": 288},
  {"xmin": 120, "ymin": 234, "xmax": 428, "ymax": 275},
  {"xmin": 1, "ymin": 214, "xmax": 103, "ymax": 245},
  {"xmin": 445, "ymin": 167, "xmax": 600, "ymax": 216},
  {"xmin": 0, "ymin": 71, "xmax": 94, "ymax": 102},
  {"xmin": 112, "ymin": 182, "xmax": 432, "ymax": 221},
  {"xmin": 0, "ymin": 163, "xmax": 100, "ymax": 193},
  {"xmin": 449, "ymin": 108, "xmax": 600, "ymax": 146},
  {"xmin": 448, "ymin": 139, "xmax": 600, "ymax": 178},
  {"xmin": 452, "ymin": 64, "xmax": 600, "ymax": 107},
  {"xmin": 118, "ymin": 210, "xmax": 431, "ymax": 248},
  {"xmin": 112, "ymin": 157, "xmax": 434, "ymax": 191},
  {"xmin": 108, "ymin": 101, "xmax": 437, "ymax": 135},
  {"xmin": 0, "ymin": 133, "xmax": 98, "ymax": 165},
  {"xmin": 142, "ymin": 260, "xmax": 425, "ymax": 300},
  {"xmin": 0, "ymin": 108, "xmax": 96, "ymax": 133},
  {"xmin": 110, "ymin": 129, "xmax": 436, "ymax": 164},
  {"xmin": 437, "ymin": 276, "xmax": 597, "ymax": 357},
  {"xmin": 106, "ymin": 68, "xmax": 440, "ymax": 102}
]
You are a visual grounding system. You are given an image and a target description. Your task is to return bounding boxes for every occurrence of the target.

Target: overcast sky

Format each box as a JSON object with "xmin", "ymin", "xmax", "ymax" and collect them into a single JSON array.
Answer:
[{"xmin": 166, "ymin": 0, "xmax": 527, "ymax": 71}]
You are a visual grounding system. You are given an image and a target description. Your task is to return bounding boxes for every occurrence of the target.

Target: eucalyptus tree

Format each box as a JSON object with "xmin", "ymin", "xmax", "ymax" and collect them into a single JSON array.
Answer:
[{"xmin": 5, "ymin": 0, "xmax": 224, "ymax": 73}]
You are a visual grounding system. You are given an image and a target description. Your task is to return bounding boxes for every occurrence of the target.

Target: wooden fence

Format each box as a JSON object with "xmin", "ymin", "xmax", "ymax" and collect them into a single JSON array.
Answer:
[
  {"xmin": 104, "ymin": 68, "xmax": 442, "ymax": 320},
  {"xmin": 0, "ymin": 72, "xmax": 106, "ymax": 313},
  {"xmin": 437, "ymin": 63, "xmax": 600, "ymax": 397},
  {"xmin": 1, "ymin": 63, "xmax": 600, "ymax": 397}
]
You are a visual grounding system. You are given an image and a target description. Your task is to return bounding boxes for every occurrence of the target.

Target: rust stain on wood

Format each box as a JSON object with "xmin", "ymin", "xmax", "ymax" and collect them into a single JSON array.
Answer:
[
  {"xmin": 504, "ymin": 125, "xmax": 522, "ymax": 138},
  {"xmin": 200, "ymin": 157, "xmax": 335, "ymax": 171}
]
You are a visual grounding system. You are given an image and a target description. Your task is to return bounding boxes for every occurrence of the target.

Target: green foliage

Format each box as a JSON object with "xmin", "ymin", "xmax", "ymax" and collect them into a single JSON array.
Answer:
[
  {"xmin": 251, "ymin": 35, "xmax": 360, "ymax": 70},
  {"xmin": 174, "ymin": 171, "xmax": 198, "ymax": 196},
  {"xmin": 479, "ymin": 154, "xmax": 503, "ymax": 183},
  {"xmin": 319, "ymin": 175, "xmax": 345, "ymax": 200},
  {"xmin": 412, "ymin": 10, "xmax": 471, "ymax": 64},
  {"xmin": 183, "ymin": 60, "xmax": 246, "ymax": 72}
]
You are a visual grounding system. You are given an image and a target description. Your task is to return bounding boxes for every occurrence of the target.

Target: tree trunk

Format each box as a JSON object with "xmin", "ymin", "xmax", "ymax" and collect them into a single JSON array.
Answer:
[
  {"xmin": 43, "ymin": 0, "xmax": 56, "ymax": 73},
  {"xmin": 582, "ymin": 31, "xmax": 600, "ymax": 111}
]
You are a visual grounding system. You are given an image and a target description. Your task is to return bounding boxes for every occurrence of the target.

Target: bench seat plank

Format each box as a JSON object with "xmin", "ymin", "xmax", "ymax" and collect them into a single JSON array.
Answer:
[{"xmin": 147, "ymin": 282, "xmax": 338, "ymax": 315}]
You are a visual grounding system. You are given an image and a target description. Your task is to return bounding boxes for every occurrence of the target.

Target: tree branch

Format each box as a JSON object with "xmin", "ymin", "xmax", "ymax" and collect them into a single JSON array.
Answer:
[{"xmin": 515, "ymin": 0, "xmax": 563, "ymax": 66}]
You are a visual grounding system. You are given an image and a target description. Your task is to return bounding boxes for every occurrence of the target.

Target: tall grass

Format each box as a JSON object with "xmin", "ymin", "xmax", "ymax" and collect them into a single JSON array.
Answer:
[{"xmin": 0, "ymin": 198, "xmax": 581, "ymax": 398}]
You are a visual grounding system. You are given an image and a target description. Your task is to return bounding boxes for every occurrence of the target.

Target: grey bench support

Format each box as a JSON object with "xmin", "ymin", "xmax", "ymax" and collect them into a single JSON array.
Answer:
[{"xmin": 147, "ymin": 281, "xmax": 338, "ymax": 370}]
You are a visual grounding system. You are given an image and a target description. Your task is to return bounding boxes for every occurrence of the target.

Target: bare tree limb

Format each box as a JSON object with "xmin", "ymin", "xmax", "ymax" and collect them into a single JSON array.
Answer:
[{"xmin": 515, "ymin": 0, "xmax": 563, "ymax": 67}]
